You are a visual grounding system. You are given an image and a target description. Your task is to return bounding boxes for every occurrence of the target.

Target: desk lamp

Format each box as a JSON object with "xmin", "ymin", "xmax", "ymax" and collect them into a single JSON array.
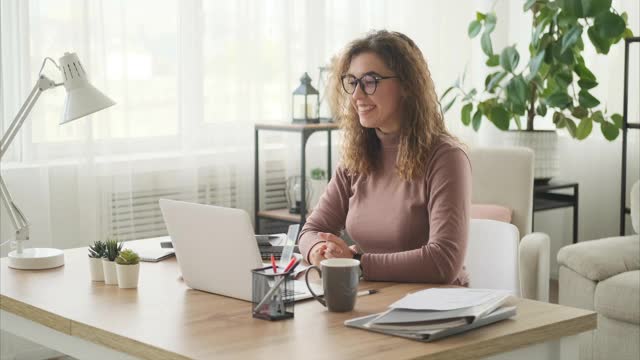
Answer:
[{"xmin": 0, "ymin": 52, "xmax": 115, "ymax": 269}]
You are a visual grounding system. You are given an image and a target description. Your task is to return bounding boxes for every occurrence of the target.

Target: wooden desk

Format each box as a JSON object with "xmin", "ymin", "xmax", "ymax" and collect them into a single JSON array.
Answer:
[{"xmin": 1, "ymin": 247, "xmax": 596, "ymax": 360}]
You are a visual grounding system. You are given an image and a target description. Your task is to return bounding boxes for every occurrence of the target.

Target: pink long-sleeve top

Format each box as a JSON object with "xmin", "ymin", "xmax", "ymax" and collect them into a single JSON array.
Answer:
[{"xmin": 298, "ymin": 129, "xmax": 471, "ymax": 285}]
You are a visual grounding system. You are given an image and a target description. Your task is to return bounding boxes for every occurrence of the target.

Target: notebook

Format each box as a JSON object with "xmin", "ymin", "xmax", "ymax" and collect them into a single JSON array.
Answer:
[
  {"xmin": 368, "ymin": 291, "xmax": 510, "ymax": 327},
  {"xmin": 123, "ymin": 236, "xmax": 175, "ymax": 262},
  {"xmin": 345, "ymin": 306, "xmax": 517, "ymax": 342}
]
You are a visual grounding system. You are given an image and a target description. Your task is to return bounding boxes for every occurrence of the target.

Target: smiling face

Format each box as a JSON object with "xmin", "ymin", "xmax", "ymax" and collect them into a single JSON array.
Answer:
[{"xmin": 346, "ymin": 52, "xmax": 404, "ymax": 134}]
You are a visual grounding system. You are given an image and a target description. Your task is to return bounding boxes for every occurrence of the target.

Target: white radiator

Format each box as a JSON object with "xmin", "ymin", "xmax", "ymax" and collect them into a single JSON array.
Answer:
[
  {"xmin": 261, "ymin": 160, "xmax": 291, "ymax": 234},
  {"xmin": 106, "ymin": 170, "xmax": 238, "ymax": 241}
]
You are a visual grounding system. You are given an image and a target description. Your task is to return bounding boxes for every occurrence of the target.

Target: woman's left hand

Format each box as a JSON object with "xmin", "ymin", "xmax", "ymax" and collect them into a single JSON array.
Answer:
[{"xmin": 320, "ymin": 232, "xmax": 353, "ymax": 259}]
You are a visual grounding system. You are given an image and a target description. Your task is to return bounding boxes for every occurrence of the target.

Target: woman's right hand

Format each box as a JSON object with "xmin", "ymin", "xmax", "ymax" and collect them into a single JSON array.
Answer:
[{"xmin": 308, "ymin": 242, "xmax": 328, "ymax": 266}]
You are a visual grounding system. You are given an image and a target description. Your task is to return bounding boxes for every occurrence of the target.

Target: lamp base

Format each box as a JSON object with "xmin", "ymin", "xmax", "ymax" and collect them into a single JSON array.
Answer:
[{"xmin": 8, "ymin": 248, "xmax": 65, "ymax": 270}]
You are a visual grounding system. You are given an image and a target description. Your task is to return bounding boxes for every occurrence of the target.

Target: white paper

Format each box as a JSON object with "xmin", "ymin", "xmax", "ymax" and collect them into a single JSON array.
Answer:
[{"xmin": 389, "ymin": 288, "xmax": 511, "ymax": 311}]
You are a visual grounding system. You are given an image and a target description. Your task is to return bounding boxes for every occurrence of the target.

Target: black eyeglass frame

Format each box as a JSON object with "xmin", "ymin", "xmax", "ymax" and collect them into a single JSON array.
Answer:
[{"xmin": 340, "ymin": 73, "xmax": 399, "ymax": 95}]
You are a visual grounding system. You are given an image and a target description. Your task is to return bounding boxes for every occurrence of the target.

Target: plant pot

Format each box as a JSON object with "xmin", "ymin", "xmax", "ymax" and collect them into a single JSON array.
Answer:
[
  {"xmin": 89, "ymin": 257, "xmax": 104, "ymax": 282},
  {"xmin": 503, "ymin": 130, "xmax": 558, "ymax": 183},
  {"xmin": 309, "ymin": 179, "xmax": 327, "ymax": 211},
  {"xmin": 116, "ymin": 263, "xmax": 140, "ymax": 289},
  {"xmin": 102, "ymin": 259, "xmax": 118, "ymax": 285}
]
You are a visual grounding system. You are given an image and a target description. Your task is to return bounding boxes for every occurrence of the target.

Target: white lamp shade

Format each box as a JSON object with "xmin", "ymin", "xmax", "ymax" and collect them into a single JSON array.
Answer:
[
  {"xmin": 59, "ymin": 52, "xmax": 115, "ymax": 124},
  {"xmin": 62, "ymin": 84, "xmax": 115, "ymax": 124}
]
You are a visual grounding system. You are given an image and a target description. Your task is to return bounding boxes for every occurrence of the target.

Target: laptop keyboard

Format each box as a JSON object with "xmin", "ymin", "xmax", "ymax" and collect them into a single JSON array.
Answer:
[
  {"xmin": 259, "ymin": 245, "xmax": 300, "ymax": 260},
  {"xmin": 284, "ymin": 288, "xmax": 305, "ymax": 297},
  {"xmin": 260, "ymin": 252, "xmax": 282, "ymax": 260}
]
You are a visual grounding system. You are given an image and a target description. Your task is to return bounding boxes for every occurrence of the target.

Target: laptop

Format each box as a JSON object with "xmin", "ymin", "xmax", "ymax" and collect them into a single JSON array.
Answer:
[{"xmin": 158, "ymin": 199, "xmax": 322, "ymax": 302}]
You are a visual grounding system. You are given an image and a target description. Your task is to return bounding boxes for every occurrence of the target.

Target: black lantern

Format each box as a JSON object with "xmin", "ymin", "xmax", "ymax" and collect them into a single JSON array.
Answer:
[{"xmin": 292, "ymin": 72, "xmax": 319, "ymax": 124}]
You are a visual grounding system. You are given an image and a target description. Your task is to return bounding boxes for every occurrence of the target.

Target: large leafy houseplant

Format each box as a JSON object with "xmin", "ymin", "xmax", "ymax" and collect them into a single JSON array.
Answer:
[{"xmin": 440, "ymin": 0, "xmax": 634, "ymax": 140}]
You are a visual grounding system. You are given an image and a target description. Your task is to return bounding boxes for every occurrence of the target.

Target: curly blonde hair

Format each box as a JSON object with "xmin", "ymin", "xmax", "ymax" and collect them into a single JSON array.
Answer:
[{"xmin": 328, "ymin": 30, "xmax": 454, "ymax": 180}]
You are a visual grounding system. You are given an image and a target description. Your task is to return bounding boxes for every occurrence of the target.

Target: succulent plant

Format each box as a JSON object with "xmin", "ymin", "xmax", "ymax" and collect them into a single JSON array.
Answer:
[
  {"xmin": 88, "ymin": 240, "xmax": 106, "ymax": 258},
  {"xmin": 116, "ymin": 249, "xmax": 140, "ymax": 265},
  {"xmin": 104, "ymin": 239, "xmax": 123, "ymax": 262}
]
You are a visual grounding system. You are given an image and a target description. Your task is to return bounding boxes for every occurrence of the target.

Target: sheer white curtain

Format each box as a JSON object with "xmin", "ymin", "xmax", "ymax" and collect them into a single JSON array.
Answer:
[{"xmin": 1, "ymin": 0, "xmax": 483, "ymax": 256}]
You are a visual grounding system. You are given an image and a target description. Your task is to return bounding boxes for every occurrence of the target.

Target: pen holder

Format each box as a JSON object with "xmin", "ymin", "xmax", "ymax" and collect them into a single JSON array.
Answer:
[{"xmin": 251, "ymin": 266, "xmax": 294, "ymax": 321}]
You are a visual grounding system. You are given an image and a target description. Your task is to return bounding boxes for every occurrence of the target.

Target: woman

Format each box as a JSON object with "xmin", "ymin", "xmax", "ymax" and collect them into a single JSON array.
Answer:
[{"xmin": 298, "ymin": 30, "xmax": 471, "ymax": 285}]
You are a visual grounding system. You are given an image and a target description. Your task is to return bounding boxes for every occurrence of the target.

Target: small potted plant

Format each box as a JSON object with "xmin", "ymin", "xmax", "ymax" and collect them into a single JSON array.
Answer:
[
  {"xmin": 115, "ymin": 249, "xmax": 140, "ymax": 289},
  {"xmin": 102, "ymin": 239, "xmax": 123, "ymax": 285},
  {"xmin": 88, "ymin": 240, "xmax": 106, "ymax": 282},
  {"xmin": 309, "ymin": 168, "xmax": 327, "ymax": 211}
]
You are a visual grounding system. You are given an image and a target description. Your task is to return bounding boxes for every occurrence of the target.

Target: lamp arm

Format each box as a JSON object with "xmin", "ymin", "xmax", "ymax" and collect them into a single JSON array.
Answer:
[
  {"xmin": 0, "ymin": 175, "xmax": 29, "ymax": 240},
  {"xmin": 0, "ymin": 75, "xmax": 60, "ymax": 159},
  {"xmin": 0, "ymin": 83, "xmax": 40, "ymax": 158},
  {"xmin": 0, "ymin": 73, "xmax": 60, "ymax": 248}
]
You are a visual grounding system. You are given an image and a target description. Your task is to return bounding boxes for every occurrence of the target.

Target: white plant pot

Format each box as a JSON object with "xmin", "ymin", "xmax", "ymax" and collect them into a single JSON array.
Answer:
[
  {"xmin": 309, "ymin": 179, "xmax": 327, "ymax": 211},
  {"xmin": 102, "ymin": 259, "xmax": 118, "ymax": 285},
  {"xmin": 116, "ymin": 263, "xmax": 140, "ymax": 289},
  {"xmin": 89, "ymin": 257, "xmax": 104, "ymax": 282},
  {"xmin": 503, "ymin": 130, "xmax": 559, "ymax": 182}
]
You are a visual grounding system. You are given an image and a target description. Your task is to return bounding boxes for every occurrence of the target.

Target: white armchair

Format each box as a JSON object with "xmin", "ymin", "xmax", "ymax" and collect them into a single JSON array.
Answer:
[
  {"xmin": 466, "ymin": 219, "xmax": 521, "ymax": 296},
  {"xmin": 557, "ymin": 181, "xmax": 640, "ymax": 360},
  {"xmin": 469, "ymin": 147, "xmax": 550, "ymax": 301}
]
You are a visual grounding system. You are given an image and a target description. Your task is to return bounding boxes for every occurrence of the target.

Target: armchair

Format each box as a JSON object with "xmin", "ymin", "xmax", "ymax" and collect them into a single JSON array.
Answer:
[
  {"xmin": 469, "ymin": 147, "xmax": 550, "ymax": 301},
  {"xmin": 557, "ymin": 181, "xmax": 639, "ymax": 360}
]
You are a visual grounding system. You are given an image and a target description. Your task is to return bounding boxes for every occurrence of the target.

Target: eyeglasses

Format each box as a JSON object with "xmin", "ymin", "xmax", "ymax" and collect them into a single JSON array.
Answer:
[{"xmin": 341, "ymin": 73, "xmax": 399, "ymax": 95}]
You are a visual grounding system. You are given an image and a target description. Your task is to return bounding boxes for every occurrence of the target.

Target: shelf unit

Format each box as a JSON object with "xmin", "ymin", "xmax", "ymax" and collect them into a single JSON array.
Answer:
[
  {"xmin": 620, "ymin": 37, "xmax": 639, "ymax": 236},
  {"xmin": 533, "ymin": 180, "xmax": 579, "ymax": 244},
  {"xmin": 254, "ymin": 122, "xmax": 339, "ymax": 233}
]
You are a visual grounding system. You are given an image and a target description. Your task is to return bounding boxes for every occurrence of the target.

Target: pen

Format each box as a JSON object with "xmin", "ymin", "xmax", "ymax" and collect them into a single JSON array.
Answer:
[
  {"xmin": 283, "ymin": 257, "xmax": 297, "ymax": 273},
  {"xmin": 287, "ymin": 259, "xmax": 301, "ymax": 273},
  {"xmin": 271, "ymin": 254, "xmax": 277, "ymax": 273},
  {"xmin": 357, "ymin": 289, "xmax": 379, "ymax": 297}
]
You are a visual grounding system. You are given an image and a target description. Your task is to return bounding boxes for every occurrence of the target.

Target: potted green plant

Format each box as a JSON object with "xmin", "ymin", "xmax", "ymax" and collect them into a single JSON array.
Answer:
[
  {"xmin": 309, "ymin": 168, "xmax": 327, "ymax": 211},
  {"xmin": 440, "ymin": 0, "xmax": 633, "ymax": 181},
  {"xmin": 88, "ymin": 240, "xmax": 106, "ymax": 282},
  {"xmin": 102, "ymin": 239, "xmax": 123, "ymax": 285},
  {"xmin": 115, "ymin": 249, "xmax": 140, "ymax": 289}
]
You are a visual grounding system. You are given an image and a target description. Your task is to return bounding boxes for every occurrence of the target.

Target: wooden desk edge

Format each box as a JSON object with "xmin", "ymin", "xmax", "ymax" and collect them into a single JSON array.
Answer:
[
  {"xmin": 3, "ymin": 293, "xmax": 597, "ymax": 360},
  {"xmin": 0, "ymin": 294, "xmax": 71, "ymax": 334},
  {"xmin": 71, "ymin": 320, "xmax": 188, "ymax": 360},
  {"xmin": 0, "ymin": 294, "xmax": 183, "ymax": 360},
  {"xmin": 415, "ymin": 311, "xmax": 597, "ymax": 360},
  {"xmin": 1, "ymin": 279, "xmax": 598, "ymax": 360}
]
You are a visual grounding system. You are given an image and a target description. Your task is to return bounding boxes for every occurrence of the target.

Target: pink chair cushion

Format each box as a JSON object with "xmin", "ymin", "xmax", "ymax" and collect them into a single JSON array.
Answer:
[{"xmin": 471, "ymin": 204, "xmax": 513, "ymax": 224}]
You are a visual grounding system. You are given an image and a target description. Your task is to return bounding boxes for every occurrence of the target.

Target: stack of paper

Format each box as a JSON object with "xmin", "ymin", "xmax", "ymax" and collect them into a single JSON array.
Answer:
[{"xmin": 345, "ymin": 288, "xmax": 516, "ymax": 342}]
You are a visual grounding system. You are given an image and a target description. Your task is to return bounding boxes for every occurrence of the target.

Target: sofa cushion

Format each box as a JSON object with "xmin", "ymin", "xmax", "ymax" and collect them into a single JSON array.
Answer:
[
  {"xmin": 595, "ymin": 270, "xmax": 640, "ymax": 325},
  {"xmin": 471, "ymin": 204, "xmax": 512, "ymax": 223},
  {"xmin": 557, "ymin": 235, "xmax": 640, "ymax": 282}
]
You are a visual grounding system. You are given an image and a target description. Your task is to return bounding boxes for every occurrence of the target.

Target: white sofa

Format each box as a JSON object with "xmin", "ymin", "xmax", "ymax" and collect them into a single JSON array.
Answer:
[{"xmin": 557, "ymin": 181, "xmax": 640, "ymax": 360}]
